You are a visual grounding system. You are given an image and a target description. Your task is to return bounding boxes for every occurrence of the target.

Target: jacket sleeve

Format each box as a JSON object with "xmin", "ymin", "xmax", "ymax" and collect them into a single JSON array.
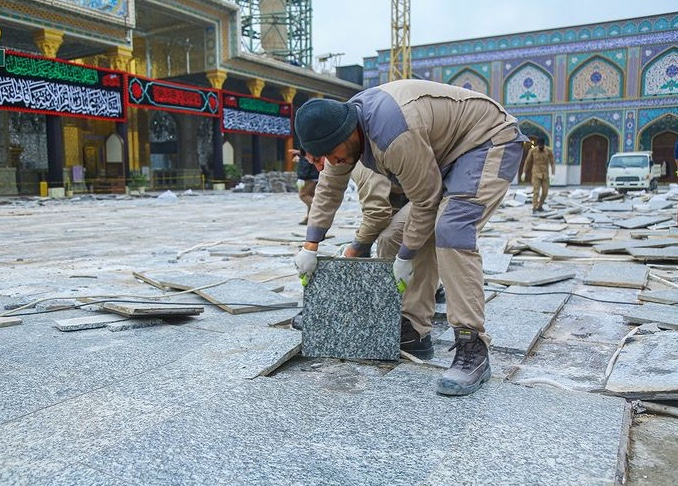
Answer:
[
  {"xmin": 351, "ymin": 163, "xmax": 394, "ymax": 254},
  {"xmin": 305, "ymin": 162, "xmax": 353, "ymax": 243},
  {"xmin": 524, "ymin": 149, "xmax": 534, "ymax": 173},
  {"xmin": 382, "ymin": 129, "xmax": 444, "ymax": 258}
]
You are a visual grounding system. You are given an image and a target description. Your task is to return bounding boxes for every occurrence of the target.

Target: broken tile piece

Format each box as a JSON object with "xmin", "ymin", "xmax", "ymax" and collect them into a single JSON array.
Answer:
[
  {"xmin": 484, "ymin": 268, "xmax": 576, "ymax": 287},
  {"xmin": 584, "ymin": 262, "xmax": 648, "ymax": 289},
  {"xmin": 0, "ymin": 316, "xmax": 22, "ymax": 328},
  {"xmin": 101, "ymin": 302, "xmax": 204, "ymax": 318},
  {"xmin": 302, "ymin": 257, "xmax": 401, "ymax": 360},
  {"xmin": 54, "ymin": 314, "xmax": 128, "ymax": 332}
]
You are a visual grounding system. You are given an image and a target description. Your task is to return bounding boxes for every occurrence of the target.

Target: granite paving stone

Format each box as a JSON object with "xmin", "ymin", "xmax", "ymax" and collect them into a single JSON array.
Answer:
[
  {"xmin": 4, "ymin": 365, "xmax": 627, "ymax": 486},
  {"xmin": 584, "ymin": 262, "xmax": 649, "ymax": 289},
  {"xmin": 605, "ymin": 330, "xmax": 678, "ymax": 399},
  {"xmin": 622, "ymin": 302, "xmax": 678, "ymax": 329},
  {"xmin": 302, "ymin": 257, "xmax": 401, "ymax": 360},
  {"xmin": 485, "ymin": 268, "xmax": 577, "ymax": 286}
]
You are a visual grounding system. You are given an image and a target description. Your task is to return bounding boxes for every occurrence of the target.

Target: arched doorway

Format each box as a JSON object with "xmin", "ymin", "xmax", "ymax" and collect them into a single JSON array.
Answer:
[
  {"xmin": 638, "ymin": 114, "xmax": 678, "ymax": 183},
  {"xmin": 581, "ymin": 135, "xmax": 609, "ymax": 184},
  {"xmin": 652, "ymin": 132, "xmax": 678, "ymax": 182},
  {"xmin": 567, "ymin": 118, "xmax": 618, "ymax": 185}
]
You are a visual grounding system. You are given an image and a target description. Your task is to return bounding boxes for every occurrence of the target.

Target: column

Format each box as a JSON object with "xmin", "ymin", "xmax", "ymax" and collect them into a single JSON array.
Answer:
[
  {"xmin": 206, "ymin": 69, "xmax": 228, "ymax": 183},
  {"xmin": 280, "ymin": 86, "xmax": 297, "ymax": 171},
  {"xmin": 34, "ymin": 29, "xmax": 65, "ymax": 194},
  {"xmin": 247, "ymin": 78, "xmax": 266, "ymax": 175}
]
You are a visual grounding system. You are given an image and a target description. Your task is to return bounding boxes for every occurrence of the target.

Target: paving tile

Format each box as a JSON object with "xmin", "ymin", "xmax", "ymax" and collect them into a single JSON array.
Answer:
[
  {"xmin": 0, "ymin": 316, "xmax": 22, "ymax": 328},
  {"xmin": 622, "ymin": 302, "xmax": 678, "ymax": 329},
  {"xmin": 584, "ymin": 262, "xmax": 648, "ymax": 289},
  {"xmin": 485, "ymin": 268, "xmax": 576, "ymax": 286},
  {"xmin": 628, "ymin": 246, "xmax": 678, "ymax": 261},
  {"xmin": 521, "ymin": 240, "xmax": 585, "ymax": 259},
  {"xmin": 54, "ymin": 314, "xmax": 128, "ymax": 331},
  {"xmin": 302, "ymin": 257, "xmax": 401, "ymax": 360},
  {"xmin": 638, "ymin": 289, "xmax": 678, "ymax": 305},
  {"xmin": 613, "ymin": 215, "xmax": 673, "ymax": 229},
  {"xmin": 606, "ymin": 330, "xmax": 678, "ymax": 399},
  {"xmin": 0, "ymin": 365, "xmax": 625, "ymax": 486},
  {"xmin": 593, "ymin": 238, "xmax": 678, "ymax": 254}
]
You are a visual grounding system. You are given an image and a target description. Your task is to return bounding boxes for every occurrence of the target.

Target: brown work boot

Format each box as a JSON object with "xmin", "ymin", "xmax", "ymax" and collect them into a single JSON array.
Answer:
[{"xmin": 437, "ymin": 327, "xmax": 491, "ymax": 396}]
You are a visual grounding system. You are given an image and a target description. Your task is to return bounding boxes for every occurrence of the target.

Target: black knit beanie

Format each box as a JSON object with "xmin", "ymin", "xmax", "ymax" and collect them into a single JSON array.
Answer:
[{"xmin": 294, "ymin": 98, "xmax": 358, "ymax": 156}]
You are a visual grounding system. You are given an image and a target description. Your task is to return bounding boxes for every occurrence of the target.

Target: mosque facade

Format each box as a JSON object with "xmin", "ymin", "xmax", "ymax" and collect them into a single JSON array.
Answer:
[{"xmin": 363, "ymin": 12, "xmax": 678, "ymax": 185}]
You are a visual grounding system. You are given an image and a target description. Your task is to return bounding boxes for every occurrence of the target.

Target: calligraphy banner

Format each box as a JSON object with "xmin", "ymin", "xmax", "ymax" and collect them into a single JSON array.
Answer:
[
  {"xmin": 127, "ymin": 76, "xmax": 220, "ymax": 117},
  {"xmin": 222, "ymin": 92, "xmax": 291, "ymax": 137},
  {"xmin": 0, "ymin": 50, "xmax": 125, "ymax": 121}
]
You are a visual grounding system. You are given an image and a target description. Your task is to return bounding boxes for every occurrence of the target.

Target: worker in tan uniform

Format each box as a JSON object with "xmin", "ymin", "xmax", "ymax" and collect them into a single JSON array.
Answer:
[
  {"xmin": 521, "ymin": 137, "xmax": 555, "ymax": 213},
  {"xmin": 345, "ymin": 162, "xmax": 436, "ymax": 360},
  {"xmin": 293, "ymin": 79, "xmax": 527, "ymax": 396}
]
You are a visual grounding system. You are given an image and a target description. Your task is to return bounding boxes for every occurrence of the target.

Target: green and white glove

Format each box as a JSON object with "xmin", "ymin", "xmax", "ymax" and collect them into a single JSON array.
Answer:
[
  {"xmin": 393, "ymin": 256, "xmax": 414, "ymax": 294},
  {"xmin": 294, "ymin": 248, "xmax": 318, "ymax": 286}
]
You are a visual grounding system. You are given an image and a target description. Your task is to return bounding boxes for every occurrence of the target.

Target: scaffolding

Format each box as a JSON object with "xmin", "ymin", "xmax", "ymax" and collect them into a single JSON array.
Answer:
[
  {"xmin": 236, "ymin": 0, "xmax": 312, "ymax": 68},
  {"xmin": 388, "ymin": 0, "xmax": 411, "ymax": 81}
]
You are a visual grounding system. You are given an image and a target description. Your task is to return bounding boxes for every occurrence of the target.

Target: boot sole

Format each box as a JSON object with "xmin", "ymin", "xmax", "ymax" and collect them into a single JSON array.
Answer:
[{"xmin": 436, "ymin": 366, "xmax": 492, "ymax": 396}]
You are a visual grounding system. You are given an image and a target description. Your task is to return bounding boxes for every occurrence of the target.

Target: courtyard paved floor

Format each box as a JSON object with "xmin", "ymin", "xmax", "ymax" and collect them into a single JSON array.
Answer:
[{"xmin": 1, "ymin": 186, "xmax": 677, "ymax": 485}]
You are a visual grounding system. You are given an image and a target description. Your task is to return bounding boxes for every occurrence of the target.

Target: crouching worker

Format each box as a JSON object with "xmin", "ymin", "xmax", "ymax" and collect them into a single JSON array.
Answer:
[{"xmin": 293, "ymin": 79, "xmax": 526, "ymax": 396}]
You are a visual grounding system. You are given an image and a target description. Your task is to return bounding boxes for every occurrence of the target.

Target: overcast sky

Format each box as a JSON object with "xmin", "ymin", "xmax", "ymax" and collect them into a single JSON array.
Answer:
[{"xmin": 311, "ymin": 1, "xmax": 678, "ymax": 68}]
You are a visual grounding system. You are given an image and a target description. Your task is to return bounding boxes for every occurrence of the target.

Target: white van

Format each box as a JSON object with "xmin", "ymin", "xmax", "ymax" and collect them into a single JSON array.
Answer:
[{"xmin": 605, "ymin": 151, "xmax": 661, "ymax": 192}]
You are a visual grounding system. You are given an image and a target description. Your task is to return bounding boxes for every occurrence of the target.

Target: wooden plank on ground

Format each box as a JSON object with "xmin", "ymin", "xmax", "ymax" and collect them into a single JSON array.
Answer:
[
  {"xmin": 584, "ymin": 262, "xmax": 648, "ymax": 289},
  {"xmin": 593, "ymin": 238, "xmax": 678, "ymax": 254},
  {"xmin": 484, "ymin": 268, "xmax": 576, "ymax": 287}
]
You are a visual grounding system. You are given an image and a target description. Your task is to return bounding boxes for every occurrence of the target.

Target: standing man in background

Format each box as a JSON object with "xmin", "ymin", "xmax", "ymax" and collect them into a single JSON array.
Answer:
[
  {"xmin": 522, "ymin": 137, "xmax": 555, "ymax": 213},
  {"xmin": 293, "ymin": 80, "xmax": 526, "ymax": 397}
]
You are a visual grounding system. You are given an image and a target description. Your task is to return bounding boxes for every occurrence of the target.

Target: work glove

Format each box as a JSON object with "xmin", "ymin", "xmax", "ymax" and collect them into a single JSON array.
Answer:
[
  {"xmin": 295, "ymin": 248, "xmax": 318, "ymax": 286},
  {"xmin": 393, "ymin": 256, "xmax": 414, "ymax": 294},
  {"xmin": 296, "ymin": 179, "xmax": 305, "ymax": 191}
]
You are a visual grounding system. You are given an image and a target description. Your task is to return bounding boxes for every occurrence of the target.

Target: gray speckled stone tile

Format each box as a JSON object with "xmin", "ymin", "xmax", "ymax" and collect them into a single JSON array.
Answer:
[
  {"xmin": 481, "ymin": 252, "xmax": 512, "ymax": 274},
  {"xmin": 438, "ymin": 307, "xmax": 556, "ymax": 355},
  {"xmin": 49, "ymin": 365, "xmax": 629, "ymax": 486},
  {"xmin": 302, "ymin": 257, "xmax": 401, "ymax": 360},
  {"xmin": 606, "ymin": 330, "xmax": 678, "ymax": 399},
  {"xmin": 622, "ymin": 302, "xmax": 678, "ymax": 329},
  {"xmin": 485, "ymin": 268, "xmax": 576, "ymax": 286},
  {"xmin": 486, "ymin": 308, "xmax": 557, "ymax": 354},
  {"xmin": 53, "ymin": 314, "xmax": 128, "ymax": 331},
  {"xmin": 486, "ymin": 283, "xmax": 572, "ymax": 314},
  {"xmin": 584, "ymin": 262, "xmax": 648, "ymax": 289}
]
